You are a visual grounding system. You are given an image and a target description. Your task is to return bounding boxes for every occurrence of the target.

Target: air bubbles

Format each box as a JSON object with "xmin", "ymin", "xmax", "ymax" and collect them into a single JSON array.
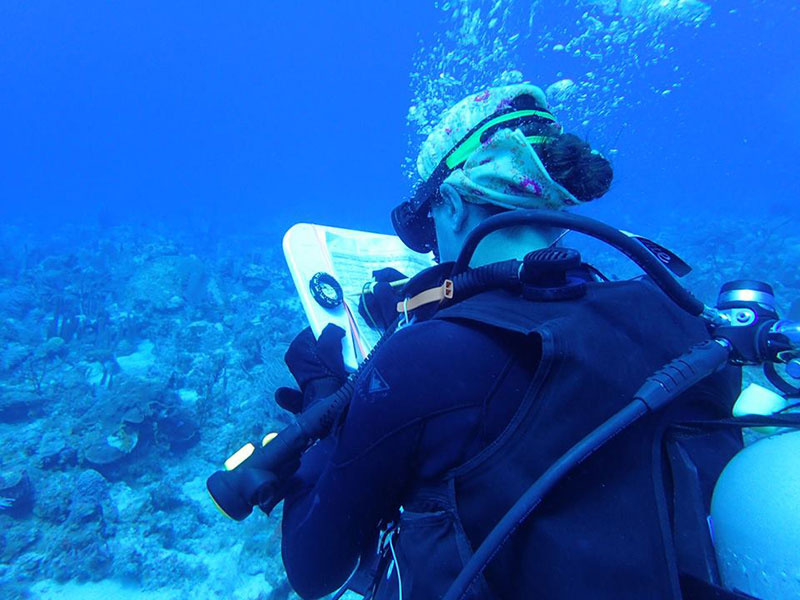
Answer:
[
  {"xmin": 545, "ymin": 78, "xmax": 576, "ymax": 104},
  {"xmin": 613, "ymin": 31, "xmax": 630, "ymax": 44},
  {"xmin": 587, "ymin": 0, "xmax": 712, "ymax": 27},
  {"xmin": 497, "ymin": 69, "xmax": 524, "ymax": 85},
  {"xmin": 406, "ymin": 0, "xmax": 715, "ymax": 177}
]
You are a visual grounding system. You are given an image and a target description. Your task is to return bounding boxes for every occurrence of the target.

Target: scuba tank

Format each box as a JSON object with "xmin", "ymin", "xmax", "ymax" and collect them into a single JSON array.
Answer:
[
  {"xmin": 711, "ymin": 430, "xmax": 800, "ymax": 598},
  {"xmin": 709, "ymin": 284, "xmax": 800, "ymax": 598}
]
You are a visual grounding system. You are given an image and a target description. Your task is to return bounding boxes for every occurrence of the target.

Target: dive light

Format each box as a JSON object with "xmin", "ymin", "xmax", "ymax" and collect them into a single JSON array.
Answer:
[{"xmin": 207, "ymin": 380, "xmax": 355, "ymax": 520}]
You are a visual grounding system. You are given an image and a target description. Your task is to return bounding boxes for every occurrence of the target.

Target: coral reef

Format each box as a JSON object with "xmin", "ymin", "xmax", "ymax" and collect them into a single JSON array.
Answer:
[{"xmin": 0, "ymin": 222, "xmax": 303, "ymax": 599}]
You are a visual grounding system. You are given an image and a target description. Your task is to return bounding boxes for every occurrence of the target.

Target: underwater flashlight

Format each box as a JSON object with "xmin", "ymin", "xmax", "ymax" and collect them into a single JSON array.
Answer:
[
  {"xmin": 207, "ymin": 432, "xmax": 286, "ymax": 521},
  {"xmin": 207, "ymin": 378, "xmax": 357, "ymax": 521}
]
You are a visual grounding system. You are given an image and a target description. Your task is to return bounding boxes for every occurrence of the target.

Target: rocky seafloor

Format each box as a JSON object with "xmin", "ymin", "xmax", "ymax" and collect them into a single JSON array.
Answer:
[{"xmin": 1, "ymin": 214, "xmax": 798, "ymax": 599}]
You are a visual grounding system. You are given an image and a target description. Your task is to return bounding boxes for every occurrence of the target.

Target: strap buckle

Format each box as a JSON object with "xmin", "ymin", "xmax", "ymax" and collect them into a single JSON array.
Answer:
[{"xmin": 396, "ymin": 279, "xmax": 454, "ymax": 317}]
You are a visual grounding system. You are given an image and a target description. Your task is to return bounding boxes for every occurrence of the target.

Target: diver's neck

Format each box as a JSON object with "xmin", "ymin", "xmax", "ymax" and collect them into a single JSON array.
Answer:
[{"xmin": 467, "ymin": 228, "xmax": 554, "ymax": 267}]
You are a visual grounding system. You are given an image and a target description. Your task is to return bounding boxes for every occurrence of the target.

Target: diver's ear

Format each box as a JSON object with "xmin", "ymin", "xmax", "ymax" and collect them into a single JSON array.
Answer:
[{"xmin": 438, "ymin": 184, "xmax": 468, "ymax": 233}]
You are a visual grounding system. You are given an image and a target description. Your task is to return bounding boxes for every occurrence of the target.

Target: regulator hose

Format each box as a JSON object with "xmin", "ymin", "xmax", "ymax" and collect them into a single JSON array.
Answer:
[
  {"xmin": 452, "ymin": 209, "xmax": 705, "ymax": 317},
  {"xmin": 449, "ymin": 259, "xmax": 521, "ymax": 302}
]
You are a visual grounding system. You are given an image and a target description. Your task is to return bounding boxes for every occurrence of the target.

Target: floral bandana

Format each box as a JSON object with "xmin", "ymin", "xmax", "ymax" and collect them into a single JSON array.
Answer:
[
  {"xmin": 442, "ymin": 128, "xmax": 580, "ymax": 210},
  {"xmin": 417, "ymin": 83, "xmax": 549, "ymax": 182}
]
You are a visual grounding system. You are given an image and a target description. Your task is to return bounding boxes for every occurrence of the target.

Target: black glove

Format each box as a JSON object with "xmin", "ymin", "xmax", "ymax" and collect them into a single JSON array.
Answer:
[
  {"xmin": 274, "ymin": 324, "xmax": 348, "ymax": 414},
  {"xmin": 358, "ymin": 268, "xmax": 406, "ymax": 333}
]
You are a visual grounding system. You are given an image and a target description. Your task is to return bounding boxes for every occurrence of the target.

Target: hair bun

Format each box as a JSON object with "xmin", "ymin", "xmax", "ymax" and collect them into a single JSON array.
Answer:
[{"xmin": 538, "ymin": 133, "xmax": 613, "ymax": 202}]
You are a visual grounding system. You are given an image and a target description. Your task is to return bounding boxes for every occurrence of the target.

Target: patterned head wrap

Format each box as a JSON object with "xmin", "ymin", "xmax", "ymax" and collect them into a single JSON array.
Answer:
[
  {"xmin": 441, "ymin": 128, "xmax": 579, "ymax": 209},
  {"xmin": 416, "ymin": 83, "xmax": 579, "ymax": 210}
]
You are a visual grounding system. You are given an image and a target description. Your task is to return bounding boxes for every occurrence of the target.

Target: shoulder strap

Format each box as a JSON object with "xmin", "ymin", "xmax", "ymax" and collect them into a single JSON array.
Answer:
[{"xmin": 672, "ymin": 413, "xmax": 800, "ymax": 432}]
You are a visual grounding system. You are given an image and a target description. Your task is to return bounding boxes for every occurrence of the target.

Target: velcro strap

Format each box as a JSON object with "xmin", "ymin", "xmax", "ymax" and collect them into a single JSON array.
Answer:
[{"xmin": 397, "ymin": 280, "xmax": 454, "ymax": 314}]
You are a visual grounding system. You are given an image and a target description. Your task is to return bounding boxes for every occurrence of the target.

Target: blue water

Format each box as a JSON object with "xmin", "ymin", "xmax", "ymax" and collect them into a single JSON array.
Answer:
[{"xmin": 1, "ymin": 1, "xmax": 799, "ymax": 598}]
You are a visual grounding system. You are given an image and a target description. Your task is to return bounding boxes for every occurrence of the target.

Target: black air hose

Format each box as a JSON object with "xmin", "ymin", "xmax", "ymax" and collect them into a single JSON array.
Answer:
[
  {"xmin": 452, "ymin": 209, "xmax": 705, "ymax": 317},
  {"xmin": 449, "ymin": 259, "xmax": 521, "ymax": 302}
]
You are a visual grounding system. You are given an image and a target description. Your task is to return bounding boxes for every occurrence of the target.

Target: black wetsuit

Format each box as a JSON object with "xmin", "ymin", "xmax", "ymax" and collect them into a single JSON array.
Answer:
[
  {"xmin": 280, "ymin": 272, "xmax": 740, "ymax": 600},
  {"xmin": 282, "ymin": 316, "xmax": 532, "ymax": 599}
]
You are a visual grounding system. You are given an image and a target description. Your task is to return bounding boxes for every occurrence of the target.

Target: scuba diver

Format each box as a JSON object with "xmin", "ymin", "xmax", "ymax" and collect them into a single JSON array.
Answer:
[
  {"xmin": 272, "ymin": 84, "xmax": 742, "ymax": 599},
  {"xmin": 207, "ymin": 82, "xmax": 800, "ymax": 599}
]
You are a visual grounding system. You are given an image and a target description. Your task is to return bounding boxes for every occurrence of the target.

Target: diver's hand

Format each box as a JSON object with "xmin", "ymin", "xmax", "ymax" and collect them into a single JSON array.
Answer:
[
  {"xmin": 274, "ymin": 387, "xmax": 304, "ymax": 415},
  {"xmin": 359, "ymin": 268, "xmax": 407, "ymax": 332},
  {"xmin": 275, "ymin": 324, "xmax": 348, "ymax": 413}
]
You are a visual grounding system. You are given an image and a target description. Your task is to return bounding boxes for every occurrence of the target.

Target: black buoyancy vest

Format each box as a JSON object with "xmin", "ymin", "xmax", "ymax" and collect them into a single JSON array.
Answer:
[{"xmin": 368, "ymin": 278, "xmax": 741, "ymax": 600}]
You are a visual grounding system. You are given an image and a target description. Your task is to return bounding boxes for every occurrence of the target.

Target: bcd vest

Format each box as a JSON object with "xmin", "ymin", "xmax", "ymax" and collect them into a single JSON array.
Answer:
[{"xmin": 367, "ymin": 277, "xmax": 742, "ymax": 600}]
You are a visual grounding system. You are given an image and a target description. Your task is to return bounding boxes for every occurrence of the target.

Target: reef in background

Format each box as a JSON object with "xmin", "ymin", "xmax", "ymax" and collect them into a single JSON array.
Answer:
[{"xmin": 0, "ymin": 222, "xmax": 305, "ymax": 600}]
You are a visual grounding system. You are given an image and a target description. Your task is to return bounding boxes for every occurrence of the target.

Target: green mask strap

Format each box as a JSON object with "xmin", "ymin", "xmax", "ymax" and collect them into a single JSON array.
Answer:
[
  {"xmin": 525, "ymin": 135, "xmax": 552, "ymax": 146},
  {"xmin": 445, "ymin": 109, "xmax": 558, "ymax": 170}
]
